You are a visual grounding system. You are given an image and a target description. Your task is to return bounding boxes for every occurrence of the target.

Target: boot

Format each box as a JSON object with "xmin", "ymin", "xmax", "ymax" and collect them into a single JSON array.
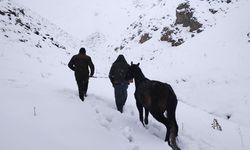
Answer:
[{"xmin": 79, "ymin": 94, "xmax": 84, "ymax": 101}]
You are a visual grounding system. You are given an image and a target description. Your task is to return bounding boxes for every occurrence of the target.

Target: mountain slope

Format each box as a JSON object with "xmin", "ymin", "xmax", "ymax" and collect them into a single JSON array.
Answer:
[
  {"xmin": 0, "ymin": 0, "xmax": 80, "ymax": 50},
  {"xmin": 1, "ymin": 0, "xmax": 250, "ymax": 150}
]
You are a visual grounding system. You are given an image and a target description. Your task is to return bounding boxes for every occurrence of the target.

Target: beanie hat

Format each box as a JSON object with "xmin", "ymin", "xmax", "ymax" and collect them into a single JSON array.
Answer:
[{"xmin": 79, "ymin": 47, "xmax": 86, "ymax": 54}]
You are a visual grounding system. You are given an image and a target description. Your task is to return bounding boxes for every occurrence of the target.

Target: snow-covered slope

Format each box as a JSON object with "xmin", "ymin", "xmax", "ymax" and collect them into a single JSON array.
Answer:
[
  {"xmin": 0, "ymin": 0, "xmax": 80, "ymax": 50},
  {"xmin": 15, "ymin": 0, "xmax": 244, "ymax": 51},
  {"xmin": 1, "ymin": 0, "xmax": 250, "ymax": 150}
]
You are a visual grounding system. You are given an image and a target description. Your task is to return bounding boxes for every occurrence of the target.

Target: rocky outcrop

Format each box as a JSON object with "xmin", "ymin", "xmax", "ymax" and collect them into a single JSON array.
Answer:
[
  {"xmin": 139, "ymin": 33, "xmax": 151, "ymax": 44},
  {"xmin": 114, "ymin": 0, "xmax": 237, "ymax": 50},
  {"xmin": 175, "ymin": 2, "xmax": 203, "ymax": 32},
  {"xmin": 160, "ymin": 27, "xmax": 184, "ymax": 47},
  {"xmin": 0, "ymin": 0, "xmax": 79, "ymax": 50}
]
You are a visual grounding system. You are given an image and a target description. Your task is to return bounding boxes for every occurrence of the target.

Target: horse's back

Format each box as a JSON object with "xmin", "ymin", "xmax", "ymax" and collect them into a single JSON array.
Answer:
[
  {"xmin": 150, "ymin": 80, "xmax": 175, "ymax": 96},
  {"xmin": 135, "ymin": 80, "xmax": 177, "ymax": 112},
  {"xmin": 138, "ymin": 80, "xmax": 175, "ymax": 98}
]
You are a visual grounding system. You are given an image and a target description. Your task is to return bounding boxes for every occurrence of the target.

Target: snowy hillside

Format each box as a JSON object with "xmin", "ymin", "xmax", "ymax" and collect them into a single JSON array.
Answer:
[
  {"xmin": 1, "ymin": 0, "xmax": 250, "ymax": 150},
  {"xmin": 14, "ymin": 0, "xmax": 245, "ymax": 53},
  {"xmin": 0, "ymin": 0, "xmax": 80, "ymax": 51}
]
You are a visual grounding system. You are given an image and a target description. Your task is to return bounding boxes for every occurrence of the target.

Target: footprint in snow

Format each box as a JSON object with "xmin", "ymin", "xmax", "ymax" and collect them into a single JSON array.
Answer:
[
  {"xmin": 122, "ymin": 127, "xmax": 141, "ymax": 150},
  {"xmin": 122, "ymin": 126, "xmax": 134, "ymax": 143},
  {"xmin": 96, "ymin": 112, "xmax": 113, "ymax": 130},
  {"xmin": 89, "ymin": 94, "xmax": 117, "ymax": 110},
  {"xmin": 123, "ymin": 105, "xmax": 135, "ymax": 116},
  {"xmin": 98, "ymin": 115, "xmax": 111, "ymax": 130},
  {"xmin": 105, "ymin": 115, "xmax": 113, "ymax": 123},
  {"xmin": 6, "ymin": 79, "xmax": 28, "ymax": 88},
  {"xmin": 95, "ymin": 107, "xmax": 100, "ymax": 114},
  {"xmin": 132, "ymin": 145, "xmax": 140, "ymax": 150},
  {"xmin": 151, "ymin": 123, "xmax": 162, "ymax": 131},
  {"xmin": 144, "ymin": 122, "xmax": 165, "ymax": 140}
]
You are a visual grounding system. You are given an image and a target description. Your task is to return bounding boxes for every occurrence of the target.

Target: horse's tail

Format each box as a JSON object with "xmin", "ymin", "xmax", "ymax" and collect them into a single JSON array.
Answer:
[
  {"xmin": 169, "ymin": 124, "xmax": 181, "ymax": 150},
  {"xmin": 165, "ymin": 83, "xmax": 180, "ymax": 149},
  {"xmin": 168, "ymin": 84, "xmax": 177, "ymax": 100},
  {"xmin": 165, "ymin": 83, "xmax": 178, "ymax": 110}
]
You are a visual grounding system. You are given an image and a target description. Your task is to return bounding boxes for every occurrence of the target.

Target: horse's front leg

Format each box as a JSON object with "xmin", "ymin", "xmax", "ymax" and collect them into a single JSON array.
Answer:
[
  {"xmin": 144, "ymin": 109, "xmax": 149, "ymax": 125},
  {"xmin": 136, "ymin": 100, "xmax": 144, "ymax": 126}
]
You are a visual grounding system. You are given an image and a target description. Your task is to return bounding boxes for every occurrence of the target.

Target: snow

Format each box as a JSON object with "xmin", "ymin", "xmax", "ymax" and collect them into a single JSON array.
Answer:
[{"xmin": 1, "ymin": 0, "xmax": 250, "ymax": 150}]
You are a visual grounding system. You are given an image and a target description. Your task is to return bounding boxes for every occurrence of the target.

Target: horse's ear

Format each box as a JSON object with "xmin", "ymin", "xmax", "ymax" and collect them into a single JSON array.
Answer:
[
  {"xmin": 131, "ymin": 61, "xmax": 133, "ymax": 65},
  {"xmin": 137, "ymin": 63, "xmax": 140, "ymax": 66}
]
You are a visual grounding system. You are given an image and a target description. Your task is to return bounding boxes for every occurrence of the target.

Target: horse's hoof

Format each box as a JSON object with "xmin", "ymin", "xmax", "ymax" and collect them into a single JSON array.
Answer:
[{"xmin": 140, "ymin": 121, "xmax": 145, "ymax": 127}]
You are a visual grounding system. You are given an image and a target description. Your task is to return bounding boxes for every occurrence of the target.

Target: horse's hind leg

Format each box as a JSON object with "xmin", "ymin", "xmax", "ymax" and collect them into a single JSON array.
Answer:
[
  {"xmin": 136, "ymin": 101, "xmax": 144, "ymax": 126},
  {"xmin": 144, "ymin": 109, "xmax": 149, "ymax": 125}
]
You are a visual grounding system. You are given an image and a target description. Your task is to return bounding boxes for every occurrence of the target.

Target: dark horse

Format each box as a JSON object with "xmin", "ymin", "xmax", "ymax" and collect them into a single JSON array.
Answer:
[{"xmin": 125, "ymin": 62, "xmax": 180, "ymax": 150}]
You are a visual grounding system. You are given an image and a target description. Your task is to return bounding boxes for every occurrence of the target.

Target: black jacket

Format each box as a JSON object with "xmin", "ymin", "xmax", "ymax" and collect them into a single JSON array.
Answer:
[
  {"xmin": 109, "ymin": 55, "xmax": 130, "ymax": 84},
  {"xmin": 68, "ymin": 53, "xmax": 94, "ymax": 80}
]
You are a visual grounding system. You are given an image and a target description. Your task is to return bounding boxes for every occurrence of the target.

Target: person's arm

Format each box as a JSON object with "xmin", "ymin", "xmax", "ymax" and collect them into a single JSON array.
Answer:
[
  {"xmin": 109, "ymin": 65, "xmax": 115, "ymax": 84},
  {"xmin": 68, "ymin": 56, "xmax": 75, "ymax": 71},
  {"xmin": 88, "ymin": 57, "xmax": 95, "ymax": 77}
]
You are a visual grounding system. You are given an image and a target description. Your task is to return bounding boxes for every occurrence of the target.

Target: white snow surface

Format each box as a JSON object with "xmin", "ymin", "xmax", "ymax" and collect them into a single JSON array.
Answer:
[{"xmin": 1, "ymin": 0, "xmax": 250, "ymax": 150}]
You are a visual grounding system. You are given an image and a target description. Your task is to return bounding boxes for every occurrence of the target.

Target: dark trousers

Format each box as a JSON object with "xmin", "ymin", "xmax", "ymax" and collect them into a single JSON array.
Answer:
[
  {"xmin": 113, "ymin": 83, "xmax": 128, "ymax": 113},
  {"xmin": 76, "ymin": 78, "xmax": 89, "ymax": 99}
]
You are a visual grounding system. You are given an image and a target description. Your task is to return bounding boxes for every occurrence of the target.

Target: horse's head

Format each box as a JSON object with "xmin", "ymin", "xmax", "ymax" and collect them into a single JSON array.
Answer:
[{"xmin": 125, "ymin": 62, "xmax": 140, "ymax": 80}]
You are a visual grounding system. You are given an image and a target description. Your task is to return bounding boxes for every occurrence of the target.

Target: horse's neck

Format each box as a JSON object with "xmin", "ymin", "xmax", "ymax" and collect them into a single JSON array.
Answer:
[{"xmin": 134, "ymin": 69, "xmax": 147, "ymax": 88}]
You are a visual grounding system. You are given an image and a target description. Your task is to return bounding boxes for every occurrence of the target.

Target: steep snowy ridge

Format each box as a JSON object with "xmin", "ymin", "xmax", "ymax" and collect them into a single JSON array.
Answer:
[
  {"xmin": 114, "ymin": 0, "xmax": 242, "ymax": 51},
  {"xmin": 0, "ymin": 0, "xmax": 80, "ymax": 51}
]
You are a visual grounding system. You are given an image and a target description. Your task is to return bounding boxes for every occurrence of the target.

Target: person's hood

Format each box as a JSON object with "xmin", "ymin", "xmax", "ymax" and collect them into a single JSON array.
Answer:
[
  {"xmin": 114, "ymin": 55, "xmax": 127, "ymax": 64},
  {"xmin": 114, "ymin": 55, "xmax": 127, "ymax": 63}
]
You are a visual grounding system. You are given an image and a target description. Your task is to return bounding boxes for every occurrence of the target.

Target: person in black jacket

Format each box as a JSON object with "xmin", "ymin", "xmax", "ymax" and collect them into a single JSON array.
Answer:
[
  {"xmin": 109, "ymin": 55, "xmax": 130, "ymax": 113},
  {"xmin": 68, "ymin": 47, "xmax": 94, "ymax": 101}
]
